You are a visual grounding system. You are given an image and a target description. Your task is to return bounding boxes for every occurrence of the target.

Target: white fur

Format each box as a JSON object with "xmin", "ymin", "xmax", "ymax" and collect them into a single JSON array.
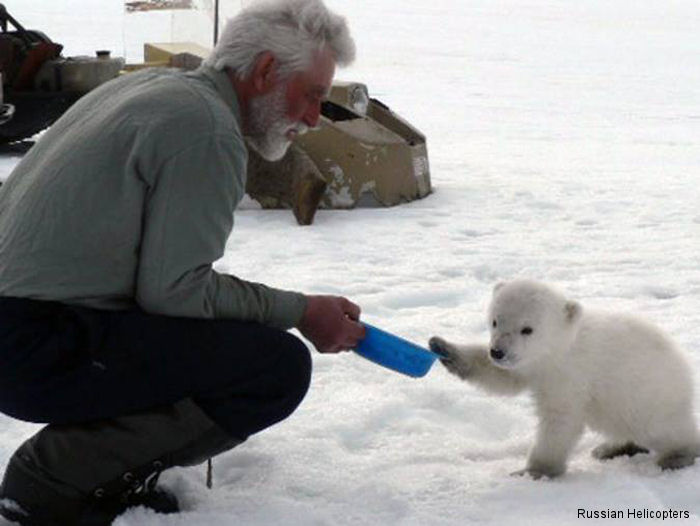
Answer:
[{"xmin": 430, "ymin": 279, "xmax": 700, "ymax": 479}]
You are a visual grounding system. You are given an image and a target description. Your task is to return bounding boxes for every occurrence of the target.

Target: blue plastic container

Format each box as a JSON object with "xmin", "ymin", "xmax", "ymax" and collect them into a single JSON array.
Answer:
[{"xmin": 354, "ymin": 323, "xmax": 444, "ymax": 378}]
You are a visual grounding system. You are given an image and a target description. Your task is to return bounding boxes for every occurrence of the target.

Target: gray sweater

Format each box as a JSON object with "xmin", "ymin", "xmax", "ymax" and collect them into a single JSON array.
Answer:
[{"xmin": 0, "ymin": 65, "xmax": 306, "ymax": 329}]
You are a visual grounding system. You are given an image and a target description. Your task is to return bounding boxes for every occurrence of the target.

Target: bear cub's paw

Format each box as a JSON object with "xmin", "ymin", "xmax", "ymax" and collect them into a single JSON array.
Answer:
[
  {"xmin": 511, "ymin": 465, "xmax": 564, "ymax": 480},
  {"xmin": 428, "ymin": 336, "xmax": 452, "ymax": 358},
  {"xmin": 591, "ymin": 442, "xmax": 649, "ymax": 461},
  {"xmin": 429, "ymin": 336, "xmax": 469, "ymax": 378},
  {"xmin": 657, "ymin": 451, "xmax": 697, "ymax": 470}
]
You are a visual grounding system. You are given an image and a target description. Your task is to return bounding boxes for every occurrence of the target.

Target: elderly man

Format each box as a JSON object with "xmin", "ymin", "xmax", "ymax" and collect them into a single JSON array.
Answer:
[{"xmin": 0, "ymin": 0, "xmax": 363, "ymax": 523}]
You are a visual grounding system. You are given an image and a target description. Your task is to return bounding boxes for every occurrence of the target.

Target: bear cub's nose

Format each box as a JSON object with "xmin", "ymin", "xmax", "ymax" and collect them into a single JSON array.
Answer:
[{"xmin": 490, "ymin": 348, "xmax": 506, "ymax": 360}]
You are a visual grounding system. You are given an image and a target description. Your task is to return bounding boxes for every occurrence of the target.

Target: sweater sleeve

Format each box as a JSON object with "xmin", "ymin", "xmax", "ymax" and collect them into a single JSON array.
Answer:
[{"xmin": 135, "ymin": 134, "xmax": 307, "ymax": 329}]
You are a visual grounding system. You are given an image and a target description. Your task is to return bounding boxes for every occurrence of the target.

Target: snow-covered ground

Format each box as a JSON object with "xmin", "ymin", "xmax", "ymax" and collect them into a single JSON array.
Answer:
[{"xmin": 2, "ymin": 1, "xmax": 700, "ymax": 524}]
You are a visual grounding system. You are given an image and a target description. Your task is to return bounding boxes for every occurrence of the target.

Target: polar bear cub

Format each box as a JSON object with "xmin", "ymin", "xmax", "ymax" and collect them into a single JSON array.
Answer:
[{"xmin": 430, "ymin": 279, "xmax": 699, "ymax": 479}]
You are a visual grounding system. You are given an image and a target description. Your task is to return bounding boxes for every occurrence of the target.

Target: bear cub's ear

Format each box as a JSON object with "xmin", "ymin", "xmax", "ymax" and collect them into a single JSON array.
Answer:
[
  {"xmin": 565, "ymin": 300, "xmax": 583, "ymax": 323},
  {"xmin": 493, "ymin": 282, "xmax": 506, "ymax": 295}
]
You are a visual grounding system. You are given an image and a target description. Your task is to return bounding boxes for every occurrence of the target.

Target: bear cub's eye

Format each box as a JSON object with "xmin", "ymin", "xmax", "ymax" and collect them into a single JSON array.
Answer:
[
  {"xmin": 521, "ymin": 327, "xmax": 533, "ymax": 335},
  {"xmin": 492, "ymin": 320, "xmax": 497, "ymax": 328}
]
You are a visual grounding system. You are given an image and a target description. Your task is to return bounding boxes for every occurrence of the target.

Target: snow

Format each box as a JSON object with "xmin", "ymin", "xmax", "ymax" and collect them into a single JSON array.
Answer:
[{"xmin": 2, "ymin": 0, "xmax": 700, "ymax": 525}]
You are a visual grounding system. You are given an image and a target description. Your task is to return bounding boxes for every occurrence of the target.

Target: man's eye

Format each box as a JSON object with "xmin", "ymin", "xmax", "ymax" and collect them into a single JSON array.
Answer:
[{"xmin": 521, "ymin": 327, "xmax": 533, "ymax": 335}]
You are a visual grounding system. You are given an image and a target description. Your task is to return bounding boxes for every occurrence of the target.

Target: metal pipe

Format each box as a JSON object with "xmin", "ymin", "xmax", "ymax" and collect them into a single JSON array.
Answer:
[
  {"xmin": 213, "ymin": 0, "xmax": 219, "ymax": 45},
  {"xmin": 0, "ymin": 3, "xmax": 29, "ymax": 36}
]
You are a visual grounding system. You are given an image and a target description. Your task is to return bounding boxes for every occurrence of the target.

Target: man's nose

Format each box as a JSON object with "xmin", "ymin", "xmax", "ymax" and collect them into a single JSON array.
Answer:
[{"xmin": 302, "ymin": 101, "xmax": 322, "ymax": 128}]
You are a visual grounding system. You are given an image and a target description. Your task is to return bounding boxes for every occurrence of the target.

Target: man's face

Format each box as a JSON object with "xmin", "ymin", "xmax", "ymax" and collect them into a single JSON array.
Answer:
[{"xmin": 246, "ymin": 48, "xmax": 336, "ymax": 161}]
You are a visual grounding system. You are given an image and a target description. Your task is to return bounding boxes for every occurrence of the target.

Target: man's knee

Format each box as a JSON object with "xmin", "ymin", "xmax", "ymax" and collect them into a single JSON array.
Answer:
[
  {"xmin": 193, "ymin": 328, "xmax": 313, "ymax": 438},
  {"xmin": 274, "ymin": 332, "xmax": 312, "ymax": 414}
]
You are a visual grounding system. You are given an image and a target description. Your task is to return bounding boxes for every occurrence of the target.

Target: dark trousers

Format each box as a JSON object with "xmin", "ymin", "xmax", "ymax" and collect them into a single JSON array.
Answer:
[{"xmin": 0, "ymin": 296, "xmax": 312, "ymax": 441}]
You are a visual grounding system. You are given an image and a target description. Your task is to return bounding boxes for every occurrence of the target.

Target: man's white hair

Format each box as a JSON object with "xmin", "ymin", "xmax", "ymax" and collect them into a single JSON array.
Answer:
[{"xmin": 204, "ymin": 0, "xmax": 356, "ymax": 80}]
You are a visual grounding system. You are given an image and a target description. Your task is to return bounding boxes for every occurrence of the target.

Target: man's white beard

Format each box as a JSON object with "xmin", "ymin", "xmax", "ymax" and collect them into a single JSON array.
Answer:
[{"xmin": 245, "ymin": 83, "xmax": 308, "ymax": 161}]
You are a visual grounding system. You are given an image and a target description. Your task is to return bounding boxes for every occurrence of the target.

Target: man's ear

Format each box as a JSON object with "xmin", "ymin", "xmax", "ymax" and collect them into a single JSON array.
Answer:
[
  {"xmin": 250, "ymin": 51, "xmax": 278, "ymax": 94},
  {"xmin": 565, "ymin": 300, "xmax": 582, "ymax": 323}
]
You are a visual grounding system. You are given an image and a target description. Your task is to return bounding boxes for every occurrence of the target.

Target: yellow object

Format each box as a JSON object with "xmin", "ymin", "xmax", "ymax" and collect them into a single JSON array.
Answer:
[
  {"xmin": 144, "ymin": 42, "xmax": 210, "ymax": 64},
  {"xmin": 296, "ymin": 82, "xmax": 431, "ymax": 208},
  {"xmin": 121, "ymin": 61, "xmax": 169, "ymax": 72}
]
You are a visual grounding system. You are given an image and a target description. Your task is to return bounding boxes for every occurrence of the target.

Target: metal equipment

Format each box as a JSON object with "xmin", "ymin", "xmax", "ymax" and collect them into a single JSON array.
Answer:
[{"xmin": 0, "ymin": 4, "xmax": 123, "ymax": 143}]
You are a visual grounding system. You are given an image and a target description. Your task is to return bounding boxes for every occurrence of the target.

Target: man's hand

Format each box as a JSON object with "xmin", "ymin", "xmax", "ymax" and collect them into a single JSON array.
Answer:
[{"xmin": 298, "ymin": 295, "xmax": 365, "ymax": 353}]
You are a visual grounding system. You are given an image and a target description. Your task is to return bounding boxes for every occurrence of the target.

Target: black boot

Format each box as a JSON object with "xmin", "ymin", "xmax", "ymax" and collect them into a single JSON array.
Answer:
[
  {"xmin": 0, "ymin": 399, "xmax": 241, "ymax": 526},
  {"xmin": 0, "ymin": 451, "xmax": 178, "ymax": 525}
]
